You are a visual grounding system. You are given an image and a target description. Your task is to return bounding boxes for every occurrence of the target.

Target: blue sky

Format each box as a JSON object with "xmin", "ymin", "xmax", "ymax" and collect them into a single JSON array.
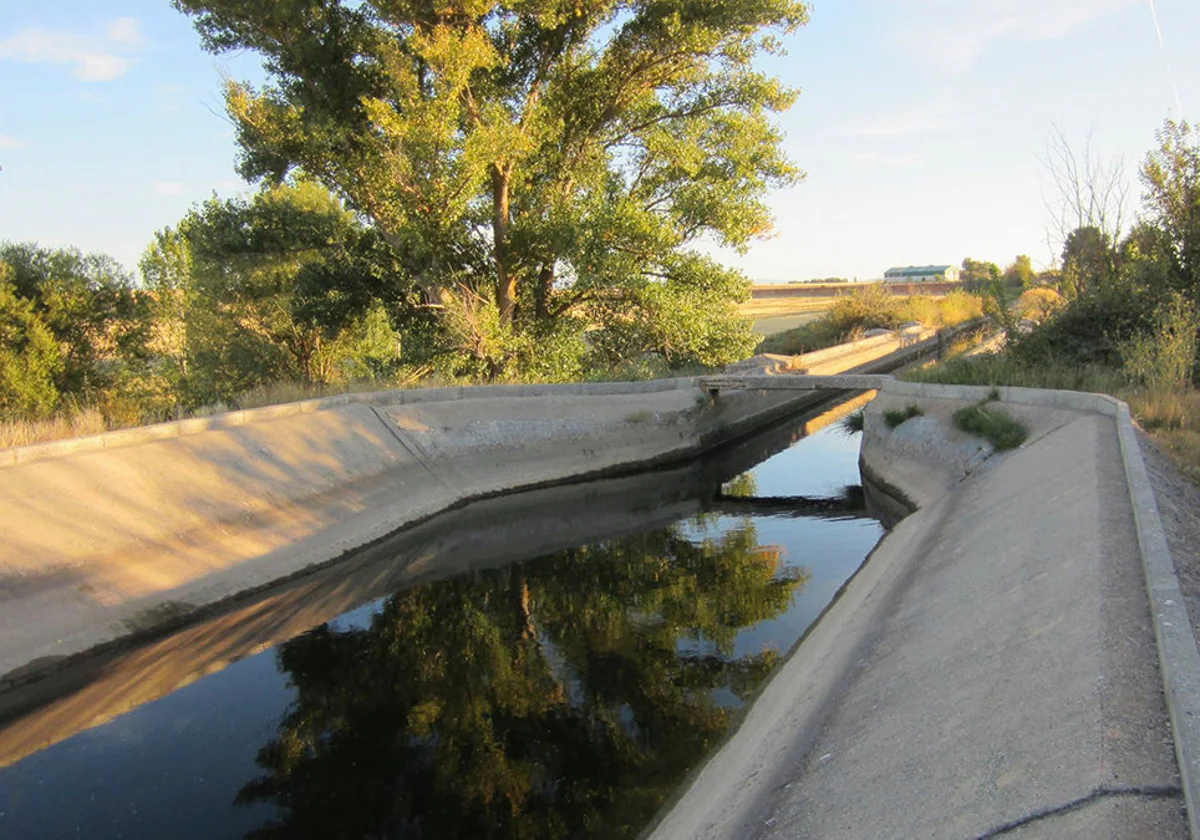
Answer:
[{"xmin": 0, "ymin": 0, "xmax": 1197, "ymax": 283}]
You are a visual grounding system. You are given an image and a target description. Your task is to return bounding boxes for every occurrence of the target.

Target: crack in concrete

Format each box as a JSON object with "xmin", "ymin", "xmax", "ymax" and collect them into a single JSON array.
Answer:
[
  {"xmin": 972, "ymin": 785, "xmax": 1183, "ymax": 838},
  {"xmin": 369, "ymin": 405, "xmax": 456, "ymax": 489}
]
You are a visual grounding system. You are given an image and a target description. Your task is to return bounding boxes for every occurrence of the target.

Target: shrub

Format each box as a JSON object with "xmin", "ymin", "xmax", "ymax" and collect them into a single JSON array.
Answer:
[
  {"xmin": 1007, "ymin": 284, "xmax": 1157, "ymax": 369},
  {"xmin": 1122, "ymin": 292, "xmax": 1198, "ymax": 391},
  {"xmin": 1016, "ymin": 287, "xmax": 1065, "ymax": 323},
  {"xmin": 758, "ymin": 287, "xmax": 984, "ymax": 356}
]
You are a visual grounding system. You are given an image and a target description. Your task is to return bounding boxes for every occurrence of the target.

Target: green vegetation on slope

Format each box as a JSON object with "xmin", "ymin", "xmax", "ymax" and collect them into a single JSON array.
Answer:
[
  {"xmin": 757, "ymin": 286, "xmax": 984, "ymax": 355},
  {"xmin": 952, "ymin": 400, "xmax": 1027, "ymax": 451},
  {"xmin": 906, "ymin": 119, "xmax": 1200, "ymax": 479},
  {"xmin": 883, "ymin": 404, "xmax": 923, "ymax": 429}
]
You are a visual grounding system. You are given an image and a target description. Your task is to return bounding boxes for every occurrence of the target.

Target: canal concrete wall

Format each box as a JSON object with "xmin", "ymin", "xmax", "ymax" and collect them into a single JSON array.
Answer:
[
  {"xmin": 0, "ymin": 378, "xmax": 808, "ymax": 685},
  {"xmin": 0, "ymin": 322, "xmax": 966, "ymax": 688},
  {"xmin": 651, "ymin": 381, "xmax": 1200, "ymax": 839},
  {"xmin": 0, "ymin": 404, "xmax": 835, "ymax": 769}
]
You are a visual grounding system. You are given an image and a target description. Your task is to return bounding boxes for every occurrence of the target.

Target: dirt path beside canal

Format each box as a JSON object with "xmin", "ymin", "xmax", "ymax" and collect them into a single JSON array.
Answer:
[{"xmin": 1140, "ymin": 430, "xmax": 1200, "ymax": 646}]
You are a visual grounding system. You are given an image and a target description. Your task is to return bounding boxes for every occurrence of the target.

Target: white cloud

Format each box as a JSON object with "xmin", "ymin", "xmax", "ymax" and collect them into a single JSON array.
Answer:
[
  {"xmin": 0, "ymin": 18, "xmax": 145, "ymax": 82},
  {"xmin": 853, "ymin": 151, "xmax": 928, "ymax": 168},
  {"xmin": 106, "ymin": 18, "xmax": 142, "ymax": 46},
  {"xmin": 893, "ymin": 0, "xmax": 1141, "ymax": 71},
  {"xmin": 839, "ymin": 101, "xmax": 956, "ymax": 138},
  {"xmin": 0, "ymin": 133, "xmax": 27, "ymax": 150},
  {"xmin": 153, "ymin": 181, "xmax": 185, "ymax": 196}
]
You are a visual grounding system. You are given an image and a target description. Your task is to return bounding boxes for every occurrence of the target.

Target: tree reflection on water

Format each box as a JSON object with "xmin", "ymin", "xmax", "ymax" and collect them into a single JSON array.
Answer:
[{"xmin": 236, "ymin": 515, "xmax": 809, "ymax": 839}]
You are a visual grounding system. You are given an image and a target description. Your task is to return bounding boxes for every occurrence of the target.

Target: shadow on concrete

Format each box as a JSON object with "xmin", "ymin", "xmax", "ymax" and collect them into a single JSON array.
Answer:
[{"xmin": 0, "ymin": 390, "xmax": 879, "ymax": 770}]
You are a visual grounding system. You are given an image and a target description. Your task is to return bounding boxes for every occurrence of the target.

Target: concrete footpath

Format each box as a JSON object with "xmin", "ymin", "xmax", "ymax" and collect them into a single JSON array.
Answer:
[{"xmin": 651, "ymin": 383, "xmax": 1193, "ymax": 838}]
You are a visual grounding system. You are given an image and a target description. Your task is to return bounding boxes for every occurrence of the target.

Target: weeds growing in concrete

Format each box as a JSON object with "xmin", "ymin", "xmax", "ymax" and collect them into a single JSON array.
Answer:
[
  {"xmin": 883, "ymin": 404, "xmax": 923, "ymax": 429},
  {"xmin": 953, "ymin": 401, "xmax": 1027, "ymax": 451},
  {"xmin": 839, "ymin": 409, "xmax": 865, "ymax": 434}
]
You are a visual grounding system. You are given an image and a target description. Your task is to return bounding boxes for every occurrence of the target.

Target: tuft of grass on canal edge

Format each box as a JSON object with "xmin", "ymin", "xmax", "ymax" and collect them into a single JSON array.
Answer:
[
  {"xmin": 883, "ymin": 404, "xmax": 923, "ymax": 429},
  {"xmin": 839, "ymin": 409, "xmax": 865, "ymax": 434},
  {"xmin": 953, "ymin": 399, "xmax": 1027, "ymax": 451}
]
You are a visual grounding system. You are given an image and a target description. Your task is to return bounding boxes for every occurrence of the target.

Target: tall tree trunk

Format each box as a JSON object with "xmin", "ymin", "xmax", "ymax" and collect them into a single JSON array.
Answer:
[
  {"xmin": 535, "ymin": 262, "xmax": 555, "ymax": 320},
  {"xmin": 491, "ymin": 164, "xmax": 517, "ymax": 327}
]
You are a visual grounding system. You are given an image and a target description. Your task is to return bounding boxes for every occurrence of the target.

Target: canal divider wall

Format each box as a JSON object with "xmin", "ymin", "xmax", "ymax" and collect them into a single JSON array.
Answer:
[{"xmin": 651, "ymin": 380, "xmax": 1200, "ymax": 838}]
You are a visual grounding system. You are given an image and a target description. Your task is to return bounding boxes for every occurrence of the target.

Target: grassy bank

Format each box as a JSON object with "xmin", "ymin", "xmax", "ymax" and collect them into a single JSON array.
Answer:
[
  {"xmin": 907, "ymin": 355, "xmax": 1200, "ymax": 482},
  {"xmin": 758, "ymin": 286, "xmax": 984, "ymax": 355}
]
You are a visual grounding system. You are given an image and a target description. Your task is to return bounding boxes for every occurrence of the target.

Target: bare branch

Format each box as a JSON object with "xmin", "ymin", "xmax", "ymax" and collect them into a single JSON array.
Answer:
[{"xmin": 1039, "ymin": 123, "xmax": 1131, "ymax": 254}]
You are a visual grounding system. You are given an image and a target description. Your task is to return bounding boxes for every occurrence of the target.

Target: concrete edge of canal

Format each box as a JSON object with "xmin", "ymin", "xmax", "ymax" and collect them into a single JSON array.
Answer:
[
  {"xmin": 650, "ymin": 380, "xmax": 1200, "ymax": 839},
  {"xmin": 0, "ymin": 326, "xmax": 968, "ymax": 695}
]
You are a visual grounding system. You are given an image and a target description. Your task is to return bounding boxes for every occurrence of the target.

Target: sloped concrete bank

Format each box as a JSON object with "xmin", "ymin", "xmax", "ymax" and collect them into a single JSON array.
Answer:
[
  {"xmin": 0, "ymin": 409, "xmax": 836, "ymax": 770},
  {"xmin": 0, "ymin": 378, "xmax": 804, "ymax": 686},
  {"xmin": 651, "ymin": 381, "xmax": 1200, "ymax": 839},
  {"xmin": 0, "ymin": 324, "xmax": 970, "ymax": 690}
]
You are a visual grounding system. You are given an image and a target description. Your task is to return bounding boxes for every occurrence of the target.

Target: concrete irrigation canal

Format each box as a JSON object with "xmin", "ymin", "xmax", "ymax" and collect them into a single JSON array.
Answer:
[{"xmin": 1, "ymin": 323, "xmax": 1198, "ymax": 838}]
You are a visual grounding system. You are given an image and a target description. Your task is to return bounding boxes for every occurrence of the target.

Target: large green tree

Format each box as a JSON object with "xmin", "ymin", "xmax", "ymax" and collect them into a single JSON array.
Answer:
[
  {"xmin": 0, "ymin": 262, "xmax": 61, "ymax": 418},
  {"xmin": 142, "ymin": 181, "xmax": 414, "ymax": 405},
  {"xmin": 173, "ymin": 0, "xmax": 805, "ymax": 374},
  {"xmin": 0, "ymin": 242, "xmax": 151, "ymax": 412},
  {"xmin": 1142, "ymin": 119, "xmax": 1200, "ymax": 298},
  {"xmin": 960, "ymin": 258, "xmax": 1001, "ymax": 288}
]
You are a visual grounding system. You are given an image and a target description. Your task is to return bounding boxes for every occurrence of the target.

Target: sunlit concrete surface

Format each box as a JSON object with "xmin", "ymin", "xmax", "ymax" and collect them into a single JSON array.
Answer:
[
  {"xmin": 0, "ymin": 393, "xmax": 869, "ymax": 771},
  {"xmin": 651, "ymin": 386, "xmax": 1190, "ymax": 839}
]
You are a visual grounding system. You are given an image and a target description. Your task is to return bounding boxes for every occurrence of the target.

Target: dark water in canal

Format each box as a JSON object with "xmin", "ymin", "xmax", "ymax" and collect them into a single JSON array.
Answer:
[{"xmin": 0, "ymin": 405, "xmax": 885, "ymax": 840}]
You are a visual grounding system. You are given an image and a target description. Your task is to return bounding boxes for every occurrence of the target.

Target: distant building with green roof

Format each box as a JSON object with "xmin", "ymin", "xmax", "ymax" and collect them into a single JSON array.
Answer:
[{"xmin": 883, "ymin": 265, "xmax": 960, "ymax": 283}]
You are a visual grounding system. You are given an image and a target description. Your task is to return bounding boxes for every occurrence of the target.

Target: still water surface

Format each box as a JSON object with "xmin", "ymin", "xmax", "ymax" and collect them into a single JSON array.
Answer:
[{"xmin": 0, "ymin": 414, "xmax": 883, "ymax": 840}]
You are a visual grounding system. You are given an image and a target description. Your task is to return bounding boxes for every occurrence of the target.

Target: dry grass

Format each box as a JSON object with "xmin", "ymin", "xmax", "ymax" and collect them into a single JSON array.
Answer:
[
  {"xmin": 759, "ymin": 287, "xmax": 985, "ymax": 355},
  {"xmin": 0, "ymin": 369, "xmax": 455, "ymax": 452},
  {"xmin": 896, "ymin": 290, "xmax": 985, "ymax": 328},
  {"xmin": 1127, "ymin": 390, "xmax": 1200, "ymax": 482},
  {"xmin": 1153, "ymin": 429, "xmax": 1200, "ymax": 484},
  {"xmin": 0, "ymin": 408, "xmax": 109, "ymax": 450},
  {"xmin": 1128, "ymin": 389, "xmax": 1200, "ymax": 432},
  {"xmin": 235, "ymin": 379, "xmax": 389, "ymax": 410}
]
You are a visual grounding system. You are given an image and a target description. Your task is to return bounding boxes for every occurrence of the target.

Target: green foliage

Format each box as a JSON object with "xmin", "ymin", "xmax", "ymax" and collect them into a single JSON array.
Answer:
[
  {"xmin": 0, "ymin": 264, "xmax": 61, "ymax": 418},
  {"xmin": 173, "ymin": 0, "xmax": 808, "ymax": 376},
  {"xmin": 904, "ymin": 353, "xmax": 1130, "ymax": 394},
  {"xmin": 235, "ymin": 518, "xmax": 806, "ymax": 838},
  {"xmin": 1003, "ymin": 255, "xmax": 1036, "ymax": 289},
  {"xmin": 961, "ymin": 258, "xmax": 1001, "ymax": 289},
  {"xmin": 883, "ymin": 404, "xmax": 922, "ymax": 429},
  {"xmin": 1122, "ymin": 292, "xmax": 1198, "ymax": 390},
  {"xmin": 1007, "ymin": 282, "xmax": 1157, "ymax": 370},
  {"xmin": 1141, "ymin": 119, "xmax": 1200, "ymax": 296},
  {"xmin": 0, "ymin": 242, "xmax": 153, "ymax": 421},
  {"xmin": 953, "ymin": 401, "xmax": 1027, "ymax": 451},
  {"xmin": 143, "ymin": 181, "xmax": 415, "ymax": 406},
  {"xmin": 0, "ymin": 242, "xmax": 150, "ymax": 400},
  {"xmin": 838, "ymin": 409, "xmax": 865, "ymax": 435},
  {"xmin": 587, "ymin": 256, "xmax": 757, "ymax": 371},
  {"xmin": 1060, "ymin": 225, "xmax": 1115, "ymax": 300}
]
